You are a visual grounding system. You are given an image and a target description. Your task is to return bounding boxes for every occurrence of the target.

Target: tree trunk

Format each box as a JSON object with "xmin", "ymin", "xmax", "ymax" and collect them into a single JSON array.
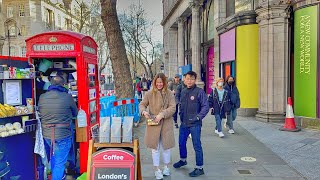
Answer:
[{"xmin": 100, "ymin": 0, "xmax": 133, "ymax": 99}]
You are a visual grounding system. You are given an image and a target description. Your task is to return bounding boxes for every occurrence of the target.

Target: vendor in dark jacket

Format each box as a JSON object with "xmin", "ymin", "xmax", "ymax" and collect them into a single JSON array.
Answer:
[
  {"xmin": 208, "ymin": 78, "xmax": 231, "ymax": 138},
  {"xmin": 173, "ymin": 71, "xmax": 209, "ymax": 177},
  {"xmin": 39, "ymin": 75, "xmax": 78, "ymax": 180},
  {"xmin": 224, "ymin": 76, "xmax": 240, "ymax": 133}
]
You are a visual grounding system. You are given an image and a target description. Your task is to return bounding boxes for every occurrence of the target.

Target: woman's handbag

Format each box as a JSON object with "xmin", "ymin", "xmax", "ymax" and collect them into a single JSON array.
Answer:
[
  {"xmin": 146, "ymin": 92, "xmax": 167, "ymax": 126},
  {"xmin": 146, "ymin": 117, "xmax": 160, "ymax": 126}
]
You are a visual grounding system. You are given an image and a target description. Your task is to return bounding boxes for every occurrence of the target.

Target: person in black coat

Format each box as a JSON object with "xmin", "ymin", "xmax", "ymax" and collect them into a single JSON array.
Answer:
[
  {"xmin": 208, "ymin": 78, "xmax": 231, "ymax": 138},
  {"xmin": 224, "ymin": 76, "xmax": 240, "ymax": 134}
]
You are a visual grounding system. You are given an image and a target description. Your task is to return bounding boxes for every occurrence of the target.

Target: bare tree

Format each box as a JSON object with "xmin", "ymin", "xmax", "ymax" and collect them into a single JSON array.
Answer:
[
  {"xmin": 119, "ymin": 3, "xmax": 163, "ymax": 79},
  {"xmin": 73, "ymin": 0, "xmax": 110, "ymax": 73},
  {"xmin": 100, "ymin": 0, "xmax": 133, "ymax": 98}
]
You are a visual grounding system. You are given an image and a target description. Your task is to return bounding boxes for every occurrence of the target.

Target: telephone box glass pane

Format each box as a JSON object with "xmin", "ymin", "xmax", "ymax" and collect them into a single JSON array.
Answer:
[
  {"xmin": 90, "ymin": 112, "xmax": 97, "ymax": 124},
  {"xmin": 89, "ymin": 100, "xmax": 96, "ymax": 113}
]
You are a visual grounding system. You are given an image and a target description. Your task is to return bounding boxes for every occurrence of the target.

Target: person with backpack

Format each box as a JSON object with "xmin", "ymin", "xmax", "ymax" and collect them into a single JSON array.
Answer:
[
  {"xmin": 140, "ymin": 77, "xmax": 149, "ymax": 99},
  {"xmin": 224, "ymin": 76, "xmax": 240, "ymax": 134},
  {"xmin": 135, "ymin": 77, "xmax": 142, "ymax": 99},
  {"xmin": 169, "ymin": 74, "xmax": 181, "ymax": 128},
  {"xmin": 208, "ymin": 78, "xmax": 232, "ymax": 138}
]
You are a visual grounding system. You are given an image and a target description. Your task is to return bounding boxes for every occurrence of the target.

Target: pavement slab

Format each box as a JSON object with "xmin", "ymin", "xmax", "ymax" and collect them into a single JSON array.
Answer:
[
  {"xmin": 134, "ymin": 115, "xmax": 306, "ymax": 180},
  {"xmin": 237, "ymin": 117, "xmax": 320, "ymax": 180}
]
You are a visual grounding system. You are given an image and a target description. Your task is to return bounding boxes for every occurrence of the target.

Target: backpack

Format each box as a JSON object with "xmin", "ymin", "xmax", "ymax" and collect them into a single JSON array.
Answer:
[{"xmin": 141, "ymin": 81, "xmax": 148, "ymax": 91}]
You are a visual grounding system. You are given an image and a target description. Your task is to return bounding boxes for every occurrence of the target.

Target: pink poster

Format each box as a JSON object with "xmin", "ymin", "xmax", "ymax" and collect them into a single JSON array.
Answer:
[
  {"xmin": 220, "ymin": 28, "xmax": 235, "ymax": 62},
  {"xmin": 206, "ymin": 46, "xmax": 214, "ymax": 94}
]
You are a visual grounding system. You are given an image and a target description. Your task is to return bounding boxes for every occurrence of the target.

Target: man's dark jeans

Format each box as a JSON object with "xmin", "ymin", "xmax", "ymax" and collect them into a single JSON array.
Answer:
[
  {"xmin": 179, "ymin": 124, "xmax": 203, "ymax": 166},
  {"xmin": 173, "ymin": 104, "xmax": 178, "ymax": 123}
]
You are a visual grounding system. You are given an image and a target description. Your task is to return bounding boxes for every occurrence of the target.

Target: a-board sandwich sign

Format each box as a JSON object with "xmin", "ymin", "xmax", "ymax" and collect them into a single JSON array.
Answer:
[{"xmin": 91, "ymin": 149, "xmax": 135, "ymax": 180}]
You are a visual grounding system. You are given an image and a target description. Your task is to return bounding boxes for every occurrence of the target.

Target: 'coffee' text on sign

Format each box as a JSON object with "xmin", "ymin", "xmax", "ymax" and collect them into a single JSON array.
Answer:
[{"xmin": 103, "ymin": 155, "xmax": 124, "ymax": 160}]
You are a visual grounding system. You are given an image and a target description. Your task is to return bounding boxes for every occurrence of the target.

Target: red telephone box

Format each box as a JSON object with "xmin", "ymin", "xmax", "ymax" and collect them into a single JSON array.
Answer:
[{"xmin": 25, "ymin": 31, "xmax": 100, "ymax": 173}]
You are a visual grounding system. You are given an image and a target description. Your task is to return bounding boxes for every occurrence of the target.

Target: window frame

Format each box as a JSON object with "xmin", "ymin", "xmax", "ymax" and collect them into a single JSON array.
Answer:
[
  {"xmin": 19, "ymin": 4, "xmax": 25, "ymax": 17},
  {"xmin": 21, "ymin": 46, "xmax": 26, "ymax": 57},
  {"xmin": 226, "ymin": 0, "xmax": 235, "ymax": 17},
  {"xmin": 7, "ymin": 5, "xmax": 14, "ymax": 18}
]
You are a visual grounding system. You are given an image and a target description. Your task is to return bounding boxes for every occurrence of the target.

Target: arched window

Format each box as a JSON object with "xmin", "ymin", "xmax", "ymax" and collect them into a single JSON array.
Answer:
[
  {"xmin": 5, "ymin": 19, "xmax": 18, "ymax": 37},
  {"xmin": 207, "ymin": 1, "xmax": 214, "ymax": 40}
]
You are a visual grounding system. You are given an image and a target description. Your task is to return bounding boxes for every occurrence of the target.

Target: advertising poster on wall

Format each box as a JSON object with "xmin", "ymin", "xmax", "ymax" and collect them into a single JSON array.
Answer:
[{"xmin": 294, "ymin": 5, "xmax": 318, "ymax": 118}]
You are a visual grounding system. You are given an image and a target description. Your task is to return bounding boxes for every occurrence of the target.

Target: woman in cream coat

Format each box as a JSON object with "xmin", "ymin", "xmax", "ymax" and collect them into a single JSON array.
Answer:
[{"xmin": 139, "ymin": 73, "xmax": 176, "ymax": 180}]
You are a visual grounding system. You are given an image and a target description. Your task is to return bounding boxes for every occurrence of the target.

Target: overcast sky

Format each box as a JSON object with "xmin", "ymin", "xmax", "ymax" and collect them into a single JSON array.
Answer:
[{"xmin": 117, "ymin": 0, "xmax": 163, "ymax": 44}]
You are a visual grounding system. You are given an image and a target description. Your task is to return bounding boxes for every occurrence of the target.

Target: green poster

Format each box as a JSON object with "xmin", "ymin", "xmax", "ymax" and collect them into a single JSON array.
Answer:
[{"xmin": 294, "ymin": 5, "xmax": 318, "ymax": 118}]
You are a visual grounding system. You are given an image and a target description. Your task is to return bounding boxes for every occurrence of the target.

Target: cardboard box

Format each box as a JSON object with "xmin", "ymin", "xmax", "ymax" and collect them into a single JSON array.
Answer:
[{"xmin": 53, "ymin": 62, "xmax": 63, "ymax": 68}]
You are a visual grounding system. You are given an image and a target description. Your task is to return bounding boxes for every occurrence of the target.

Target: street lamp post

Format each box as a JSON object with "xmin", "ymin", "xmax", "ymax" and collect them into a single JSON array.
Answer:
[
  {"xmin": 6, "ymin": 25, "xmax": 21, "ymax": 57},
  {"xmin": 7, "ymin": 29, "xmax": 11, "ymax": 57}
]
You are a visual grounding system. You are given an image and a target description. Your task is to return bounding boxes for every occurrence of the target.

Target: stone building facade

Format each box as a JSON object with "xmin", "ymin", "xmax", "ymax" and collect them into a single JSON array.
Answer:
[
  {"xmin": 0, "ymin": 0, "xmax": 80, "ymax": 57},
  {"xmin": 162, "ymin": 0, "xmax": 320, "ymax": 125}
]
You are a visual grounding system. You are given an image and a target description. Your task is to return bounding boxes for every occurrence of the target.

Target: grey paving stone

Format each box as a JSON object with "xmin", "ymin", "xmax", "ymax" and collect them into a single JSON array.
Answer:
[
  {"xmin": 263, "ymin": 165, "xmax": 302, "ymax": 177},
  {"xmin": 135, "ymin": 116, "xmax": 306, "ymax": 179},
  {"xmin": 237, "ymin": 117, "xmax": 320, "ymax": 180}
]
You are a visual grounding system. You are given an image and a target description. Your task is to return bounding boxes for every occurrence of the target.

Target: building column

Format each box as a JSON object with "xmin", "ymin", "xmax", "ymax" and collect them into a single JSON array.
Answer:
[
  {"xmin": 255, "ymin": 3, "xmax": 290, "ymax": 122},
  {"xmin": 190, "ymin": 0, "xmax": 204, "ymax": 87},
  {"xmin": 177, "ymin": 17, "xmax": 185, "ymax": 68},
  {"xmin": 168, "ymin": 28, "xmax": 178, "ymax": 78}
]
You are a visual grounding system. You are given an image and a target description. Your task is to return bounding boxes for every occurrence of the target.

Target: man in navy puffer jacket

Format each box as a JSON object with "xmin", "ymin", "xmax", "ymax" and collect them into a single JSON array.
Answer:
[{"xmin": 173, "ymin": 71, "xmax": 209, "ymax": 177}]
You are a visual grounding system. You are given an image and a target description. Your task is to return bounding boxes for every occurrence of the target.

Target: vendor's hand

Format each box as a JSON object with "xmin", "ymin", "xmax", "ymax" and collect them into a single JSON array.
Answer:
[
  {"xmin": 154, "ymin": 115, "xmax": 162, "ymax": 123},
  {"xmin": 143, "ymin": 111, "xmax": 150, "ymax": 119}
]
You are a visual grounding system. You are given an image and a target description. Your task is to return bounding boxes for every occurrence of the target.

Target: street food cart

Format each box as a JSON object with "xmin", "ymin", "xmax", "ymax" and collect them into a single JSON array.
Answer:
[{"xmin": 0, "ymin": 56, "xmax": 37, "ymax": 179}]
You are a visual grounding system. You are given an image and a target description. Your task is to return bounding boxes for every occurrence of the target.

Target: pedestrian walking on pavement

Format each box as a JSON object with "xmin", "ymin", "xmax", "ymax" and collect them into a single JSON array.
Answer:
[
  {"xmin": 175, "ymin": 74, "xmax": 187, "ymax": 105},
  {"xmin": 169, "ymin": 74, "xmax": 181, "ymax": 128},
  {"xmin": 139, "ymin": 73, "xmax": 176, "ymax": 180},
  {"xmin": 224, "ymin": 76, "xmax": 240, "ymax": 134},
  {"xmin": 140, "ymin": 77, "xmax": 149, "ymax": 99},
  {"xmin": 208, "ymin": 78, "xmax": 232, "ymax": 138},
  {"xmin": 173, "ymin": 71, "xmax": 209, "ymax": 177},
  {"xmin": 135, "ymin": 77, "xmax": 142, "ymax": 99}
]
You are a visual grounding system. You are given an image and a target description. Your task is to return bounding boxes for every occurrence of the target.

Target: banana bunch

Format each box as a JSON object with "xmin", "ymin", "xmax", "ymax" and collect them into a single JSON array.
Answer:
[{"xmin": 0, "ymin": 104, "xmax": 16, "ymax": 118}]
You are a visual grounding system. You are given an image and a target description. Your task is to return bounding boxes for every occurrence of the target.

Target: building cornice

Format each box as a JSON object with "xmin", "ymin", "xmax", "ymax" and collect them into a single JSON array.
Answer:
[
  {"xmin": 291, "ymin": 1, "xmax": 320, "ymax": 11},
  {"xmin": 256, "ymin": 5, "xmax": 291, "ymax": 23},
  {"xmin": 161, "ymin": 0, "xmax": 183, "ymax": 26},
  {"xmin": 216, "ymin": 10, "xmax": 257, "ymax": 35}
]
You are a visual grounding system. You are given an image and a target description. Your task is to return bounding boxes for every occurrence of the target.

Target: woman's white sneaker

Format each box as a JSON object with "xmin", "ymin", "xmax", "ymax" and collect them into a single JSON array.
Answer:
[
  {"xmin": 155, "ymin": 169, "xmax": 163, "ymax": 179},
  {"xmin": 218, "ymin": 132, "xmax": 225, "ymax": 138},
  {"xmin": 228, "ymin": 129, "xmax": 235, "ymax": 134},
  {"xmin": 162, "ymin": 166, "xmax": 170, "ymax": 176},
  {"xmin": 214, "ymin": 129, "xmax": 218, "ymax": 134}
]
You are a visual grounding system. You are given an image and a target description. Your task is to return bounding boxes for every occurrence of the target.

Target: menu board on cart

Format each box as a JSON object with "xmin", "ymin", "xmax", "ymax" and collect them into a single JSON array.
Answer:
[{"xmin": 3, "ymin": 80, "xmax": 22, "ymax": 105}]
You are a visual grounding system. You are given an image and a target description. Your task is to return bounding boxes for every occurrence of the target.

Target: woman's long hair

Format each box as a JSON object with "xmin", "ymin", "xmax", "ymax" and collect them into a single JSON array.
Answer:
[{"xmin": 152, "ymin": 73, "xmax": 168, "ymax": 93}]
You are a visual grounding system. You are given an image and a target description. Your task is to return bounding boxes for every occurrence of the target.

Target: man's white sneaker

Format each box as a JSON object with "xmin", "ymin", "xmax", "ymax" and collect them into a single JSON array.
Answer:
[
  {"xmin": 214, "ymin": 129, "xmax": 219, "ymax": 134},
  {"xmin": 228, "ymin": 129, "xmax": 235, "ymax": 134},
  {"xmin": 218, "ymin": 132, "xmax": 225, "ymax": 138},
  {"xmin": 163, "ymin": 166, "xmax": 170, "ymax": 176},
  {"xmin": 155, "ymin": 169, "xmax": 163, "ymax": 179}
]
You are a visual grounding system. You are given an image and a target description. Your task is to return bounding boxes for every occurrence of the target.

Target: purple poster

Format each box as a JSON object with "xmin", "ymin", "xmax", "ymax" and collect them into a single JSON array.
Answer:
[
  {"xmin": 220, "ymin": 28, "xmax": 235, "ymax": 62},
  {"xmin": 206, "ymin": 46, "xmax": 214, "ymax": 94}
]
